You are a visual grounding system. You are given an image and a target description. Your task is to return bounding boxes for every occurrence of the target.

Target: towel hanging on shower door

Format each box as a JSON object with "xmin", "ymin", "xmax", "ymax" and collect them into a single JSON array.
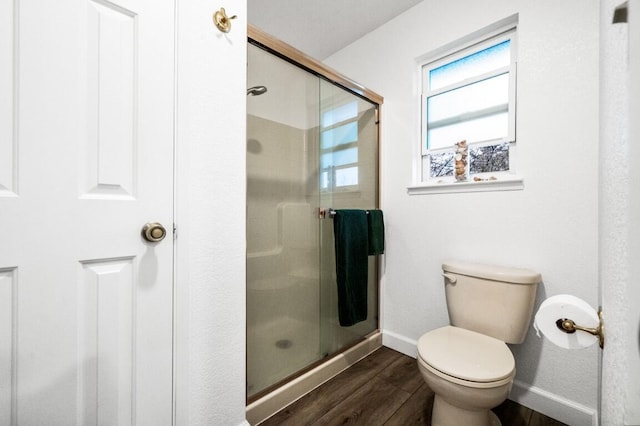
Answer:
[
  {"xmin": 332, "ymin": 209, "xmax": 368, "ymax": 327},
  {"xmin": 367, "ymin": 209, "xmax": 385, "ymax": 255}
]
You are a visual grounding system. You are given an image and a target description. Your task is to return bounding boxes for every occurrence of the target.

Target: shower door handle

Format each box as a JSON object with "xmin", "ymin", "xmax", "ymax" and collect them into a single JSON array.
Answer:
[{"xmin": 319, "ymin": 208, "xmax": 335, "ymax": 219}]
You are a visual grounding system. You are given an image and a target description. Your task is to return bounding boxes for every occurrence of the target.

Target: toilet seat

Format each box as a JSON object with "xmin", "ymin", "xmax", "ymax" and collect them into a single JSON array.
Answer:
[{"xmin": 417, "ymin": 326, "xmax": 515, "ymax": 389}]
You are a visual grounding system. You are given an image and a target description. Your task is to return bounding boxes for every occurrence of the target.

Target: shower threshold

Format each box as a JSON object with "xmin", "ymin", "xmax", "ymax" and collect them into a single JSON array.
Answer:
[{"xmin": 246, "ymin": 331, "xmax": 382, "ymax": 425}]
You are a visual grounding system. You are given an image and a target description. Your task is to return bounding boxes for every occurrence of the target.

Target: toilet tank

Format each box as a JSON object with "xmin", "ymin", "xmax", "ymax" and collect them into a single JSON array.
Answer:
[{"xmin": 442, "ymin": 261, "xmax": 541, "ymax": 344}]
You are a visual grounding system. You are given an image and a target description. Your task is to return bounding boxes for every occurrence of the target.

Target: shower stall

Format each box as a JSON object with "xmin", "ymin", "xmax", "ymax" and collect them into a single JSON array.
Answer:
[{"xmin": 246, "ymin": 28, "xmax": 382, "ymax": 414}]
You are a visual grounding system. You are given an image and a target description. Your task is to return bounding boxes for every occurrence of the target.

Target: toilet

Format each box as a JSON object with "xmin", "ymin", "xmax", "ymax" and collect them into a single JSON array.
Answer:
[{"xmin": 417, "ymin": 260, "xmax": 541, "ymax": 426}]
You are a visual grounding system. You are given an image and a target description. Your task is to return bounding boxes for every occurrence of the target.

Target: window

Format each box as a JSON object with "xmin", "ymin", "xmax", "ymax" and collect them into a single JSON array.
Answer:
[
  {"xmin": 413, "ymin": 18, "xmax": 522, "ymax": 193},
  {"xmin": 320, "ymin": 100, "xmax": 360, "ymax": 190}
]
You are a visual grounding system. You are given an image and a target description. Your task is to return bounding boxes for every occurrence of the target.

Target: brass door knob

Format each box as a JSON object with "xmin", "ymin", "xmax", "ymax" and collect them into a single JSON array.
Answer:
[{"xmin": 142, "ymin": 222, "xmax": 167, "ymax": 242}]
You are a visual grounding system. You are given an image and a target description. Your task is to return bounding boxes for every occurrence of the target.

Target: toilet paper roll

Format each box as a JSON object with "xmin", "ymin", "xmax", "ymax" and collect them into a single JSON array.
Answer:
[{"xmin": 533, "ymin": 294, "xmax": 599, "ymax": 349}]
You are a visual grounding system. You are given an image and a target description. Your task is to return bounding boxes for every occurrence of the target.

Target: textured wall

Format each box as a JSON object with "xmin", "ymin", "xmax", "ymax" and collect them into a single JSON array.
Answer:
[
  {"xmin": 625, "ymin": 3, "xmax": 640, "ymax": 423},
  {"xmin": 175, "ymin": 0, "xmax": 248, "ymax": 425},
  {"xmin": 326, "ymin": 1, "xmax": 600, "ymax": 424},
  {"xmin": 599, "ymin": 0, "xmax": 628, "ymax": 422},
  {"xmin": 599, "ymin": 0, "xmax": 638, "ymax": 424}
]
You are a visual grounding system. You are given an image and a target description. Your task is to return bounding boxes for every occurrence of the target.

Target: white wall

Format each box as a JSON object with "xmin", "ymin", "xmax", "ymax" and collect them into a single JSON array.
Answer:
[
  {"xmin": 625, "ymin": 4, "xmax": 640, "ymax": 423},
  {"xmin": 624, "ymin": 3, "xmax": 640, "ymax": 423},
  {"xmin": 175, "ymin": 0, "xmax": 248, "ymax": 425},
  {"xmin": 326, "ymin": 1, "xmax": 600, "ymax": 424},
  {"xmin": 599, "ymin": 0, "xmax": 628, "ymax": 423}
]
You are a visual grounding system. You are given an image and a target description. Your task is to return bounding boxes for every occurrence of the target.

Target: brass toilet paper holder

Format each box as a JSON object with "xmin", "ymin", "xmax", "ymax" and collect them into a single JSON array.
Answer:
[{"xmin": 556, "ymin": 309, "xmax": 605, "ymax": 349}]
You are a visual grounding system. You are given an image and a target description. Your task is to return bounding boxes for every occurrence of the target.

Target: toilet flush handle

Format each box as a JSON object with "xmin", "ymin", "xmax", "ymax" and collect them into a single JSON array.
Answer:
[{"xmin": 441, "ymin": 273, "xmax": 457, "ymax": 283}]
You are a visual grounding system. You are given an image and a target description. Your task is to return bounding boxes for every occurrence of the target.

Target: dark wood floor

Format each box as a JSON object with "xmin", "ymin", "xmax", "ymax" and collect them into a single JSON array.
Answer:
[{"xmin": 259, "ymin": 347, "xmax": 567, "ymax": 426}]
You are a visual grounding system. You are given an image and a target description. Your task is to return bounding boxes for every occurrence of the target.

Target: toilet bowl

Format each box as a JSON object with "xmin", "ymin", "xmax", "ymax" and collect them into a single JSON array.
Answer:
[
  {"xmin": 417, "ymin": 261, "xmax": 541, "ymax": 426},
  {"xmin": 417, "ymin": 326, "xmax": 515, "ymax": 426}
]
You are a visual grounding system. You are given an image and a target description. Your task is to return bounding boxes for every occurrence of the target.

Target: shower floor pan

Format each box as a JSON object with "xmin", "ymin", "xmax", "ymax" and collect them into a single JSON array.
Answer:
[
  {"xmin": 247, "ymin": 316, "xmax": 322, "ymax": 397},
  {"xmin": 246, "ymin": 331, "xmax": 382, "ymax": 425}
]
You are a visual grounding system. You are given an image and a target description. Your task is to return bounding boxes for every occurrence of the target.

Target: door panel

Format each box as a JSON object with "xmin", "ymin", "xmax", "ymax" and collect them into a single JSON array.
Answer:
[
  {"xmin": 83, "ymin": 0, "xmax": 137, "ymax": 200},
  {"xmin": 0, "ymin": 0, "xmax": 16, "ymax": 196},
  {"xmin": 0, "ymin": 1, "xmax": 175, "ymax": 424},
  {"xmin": 77, "ymin": 258, "xmax": 135, "ymax": 425},
  {"xmin": 0, "ymin": 268, "xmax": 16, "ymax": 425}
]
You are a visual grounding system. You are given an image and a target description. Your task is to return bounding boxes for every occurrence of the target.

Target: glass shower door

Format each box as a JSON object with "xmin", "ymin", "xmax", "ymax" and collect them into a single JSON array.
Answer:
[
  {"xmin": 246, "ymin": 42, "xmax": 380, "ymax": 401},
  {"xmin": 246, "ymin": 44, "xmax": 322, "ymax": 398},
  {"xmin": 318, "ymin": 80, "xmax": 379, "ymax": 357}
]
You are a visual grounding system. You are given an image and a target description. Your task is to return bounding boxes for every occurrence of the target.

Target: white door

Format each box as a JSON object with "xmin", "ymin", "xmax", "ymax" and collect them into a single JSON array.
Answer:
[{"xmin": 1, "ymin": 0, "xmax": 175, "ymax": 424}]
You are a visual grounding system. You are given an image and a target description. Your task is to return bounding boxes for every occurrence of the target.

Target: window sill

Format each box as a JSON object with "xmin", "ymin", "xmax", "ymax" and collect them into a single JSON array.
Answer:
[{"xmin": 407, "ymin": 176, "xmax": 524, "ymax": 195}]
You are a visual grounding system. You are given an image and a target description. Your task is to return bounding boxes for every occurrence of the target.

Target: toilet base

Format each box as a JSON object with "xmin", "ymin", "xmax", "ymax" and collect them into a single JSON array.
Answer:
[{"xmin": 432, "ymin": 394, "xmax": 502, "ymax": 426}]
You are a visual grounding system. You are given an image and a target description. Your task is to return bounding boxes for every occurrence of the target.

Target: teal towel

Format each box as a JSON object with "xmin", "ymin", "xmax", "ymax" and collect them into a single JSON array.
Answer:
[
  {"xmin": 333, "ymin": 209, "xmax": 368, "ymax": 327},
  {"xmin": 367, "ymin": 209, "xmax": 385, "ymax": 255}
]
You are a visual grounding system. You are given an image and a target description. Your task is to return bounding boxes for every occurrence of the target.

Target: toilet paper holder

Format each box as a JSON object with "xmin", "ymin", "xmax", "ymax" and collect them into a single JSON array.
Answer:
[{"xmin": 555, "ymin": 309, "xmax": 605, "ymax": 349}]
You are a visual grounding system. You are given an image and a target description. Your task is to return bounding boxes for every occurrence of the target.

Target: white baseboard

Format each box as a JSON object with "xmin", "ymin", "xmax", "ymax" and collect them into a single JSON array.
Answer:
[
  {"xmin": 381, "ymin": 331, "xmax": 598, "ymax": 426},
  {"xmin": 382, "ymin": 329, "xmax": 418, "ymax": 358},
  {"xmin": 510, "ymin": 379, "xmax": 597, "ymax": 426}
]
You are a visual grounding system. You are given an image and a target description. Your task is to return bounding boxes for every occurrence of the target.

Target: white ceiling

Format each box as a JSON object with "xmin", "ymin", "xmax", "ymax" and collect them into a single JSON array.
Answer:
[{"xmin": 247, "ymin": 0, "xmax": 423, "ymax": 60}]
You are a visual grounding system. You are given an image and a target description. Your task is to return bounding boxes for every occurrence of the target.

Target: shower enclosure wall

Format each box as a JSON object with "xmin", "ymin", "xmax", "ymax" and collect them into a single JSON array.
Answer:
[{"xmin": 247, "ymin": 28, "xmax": 382, "ymax": 404}]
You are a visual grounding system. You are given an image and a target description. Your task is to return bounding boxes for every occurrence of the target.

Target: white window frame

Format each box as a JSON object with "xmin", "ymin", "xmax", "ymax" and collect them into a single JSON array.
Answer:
[{"xmin": 409, "ymin": 16, "xmax": 523, "ymax": 195}]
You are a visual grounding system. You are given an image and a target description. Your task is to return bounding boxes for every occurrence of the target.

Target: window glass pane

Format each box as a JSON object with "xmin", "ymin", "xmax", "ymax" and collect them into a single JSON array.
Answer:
[
  {"xmin": 335, "ymin": 166, "xmax": 358, "ymax": 187},
  {"xmin": 321, "ymin": 147, "xmax": 358, "ymax": 169},
  {"xmin": 470, "ymin": 143, "xmax": 509, "ymax": 173},
  {"xmin": 427, "ymin": 73, "xmax": 509, "ymax": 150},
  {"xmin": 430, "ymin": 151, "xmax": 454, "ymax": 178},
  {"xmin": 321, "ymin": 122, "xmax": 357, "ymax": 149},
  {"xmin": 322, "ymin": 101, "xmax": 358, "ymax": 127},
  {"xmin": 428, "ymin": 73, "xmax": 509, "ymax": 124},
  {"xmin": 428, "ymin": 112, "xmax": 508, "ymax": 150},
  {"xmin": 430, "ymin": 39, "xmax": 510, "ymax": 90}
]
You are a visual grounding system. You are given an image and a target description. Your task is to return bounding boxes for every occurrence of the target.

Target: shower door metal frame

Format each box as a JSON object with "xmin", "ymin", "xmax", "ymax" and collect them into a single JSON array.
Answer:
[{"xmin": 248, "ymin": 26, "xmax": 383, "ymax": 106}]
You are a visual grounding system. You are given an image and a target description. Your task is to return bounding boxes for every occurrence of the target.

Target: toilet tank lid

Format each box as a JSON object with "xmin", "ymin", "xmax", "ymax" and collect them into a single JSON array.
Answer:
[{"xmin": 442, "ymin": 261, "xmax": 541, "ymax": 284}]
